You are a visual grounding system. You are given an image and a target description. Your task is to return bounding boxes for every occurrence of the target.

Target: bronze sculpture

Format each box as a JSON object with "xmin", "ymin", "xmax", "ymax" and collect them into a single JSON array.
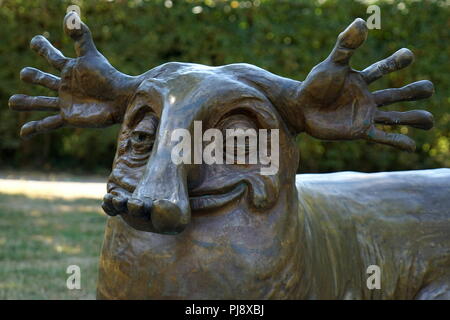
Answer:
[{"xmin": 9, "ymin": 12, "xmax": 450, "ymax": 299}]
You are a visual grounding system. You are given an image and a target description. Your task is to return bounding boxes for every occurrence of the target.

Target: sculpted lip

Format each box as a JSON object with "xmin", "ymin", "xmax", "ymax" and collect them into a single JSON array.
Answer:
[
  {"xmin": 189, "ymin": 183, "xmax": 246, "ymax": 211},
  {"xmin": 109, "ymin": 179, "xmax": 247, "ymax": 212}
]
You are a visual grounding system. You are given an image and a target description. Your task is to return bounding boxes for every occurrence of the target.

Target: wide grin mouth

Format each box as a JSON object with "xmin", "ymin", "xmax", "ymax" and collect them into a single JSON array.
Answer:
[
  {"xmin": 189, "ymin": 183, "xmax": 246, "ymax": 212},
  {"xmin": 108, "ymin": 178, "xmax": 247, "ymax": 213}
]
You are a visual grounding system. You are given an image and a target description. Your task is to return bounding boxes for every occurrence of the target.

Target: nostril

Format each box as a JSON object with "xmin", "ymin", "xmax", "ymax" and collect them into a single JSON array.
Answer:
[
  {"xmin": 151, "ymin": 200, "xmax": 187, "ymax": 235},
  {"xmin": 127, "ymin": 198, "xmax": 149, "ymax": 218}
]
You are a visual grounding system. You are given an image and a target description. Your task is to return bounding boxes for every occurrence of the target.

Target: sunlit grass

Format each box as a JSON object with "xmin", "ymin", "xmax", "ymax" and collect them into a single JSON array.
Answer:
[
  {"xmin": 0, "ymin": 179, "xmax": 105, "ymax": 200},
  {"xmin": 0, "ymin": 193, "xmax": 107, "ymax": 299}
]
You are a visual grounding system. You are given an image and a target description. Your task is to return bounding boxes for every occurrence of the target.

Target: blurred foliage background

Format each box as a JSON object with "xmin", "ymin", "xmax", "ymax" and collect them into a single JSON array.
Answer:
[{"xmin": 0, "ymin": 0, "xmax": 448, "ymax": 174}]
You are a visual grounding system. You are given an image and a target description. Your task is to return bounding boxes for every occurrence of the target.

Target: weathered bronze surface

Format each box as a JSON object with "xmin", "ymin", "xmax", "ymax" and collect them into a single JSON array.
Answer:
[{"xmin": 9, "ymin": 12, "xmax": 450, "ymax": 299}]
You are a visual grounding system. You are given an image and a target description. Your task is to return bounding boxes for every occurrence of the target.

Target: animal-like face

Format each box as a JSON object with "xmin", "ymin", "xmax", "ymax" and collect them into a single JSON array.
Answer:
[{"xmin": 106, "ymin": 62, "xmax": 300, "ymax": 235}]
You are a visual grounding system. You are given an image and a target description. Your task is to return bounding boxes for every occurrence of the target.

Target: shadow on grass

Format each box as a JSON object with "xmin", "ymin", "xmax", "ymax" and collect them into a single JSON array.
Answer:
[{"xmin": 0, "ymin": 193, "xmax": 107, "ymax": 299}]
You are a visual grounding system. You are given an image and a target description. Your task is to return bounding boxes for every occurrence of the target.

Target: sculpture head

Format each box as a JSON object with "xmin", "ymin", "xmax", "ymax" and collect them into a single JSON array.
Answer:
[
  {"xmin": 105, "ymin": 62, "xmax": 303, "ymax": 234},
  {"xmin": 9, "ymin": 12, "xmax": 434, "ymax": 236}
]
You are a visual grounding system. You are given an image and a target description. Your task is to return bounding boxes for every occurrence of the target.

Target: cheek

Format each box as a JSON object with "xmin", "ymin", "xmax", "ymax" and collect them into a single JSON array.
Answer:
[
  {"xmin": 192, "ymin": 163, "xmax": 281, "ymax": 211},
  {"xmin": 109, "ymin": 138, "xmax": 151, "ymax": 193},
  {"xmin": 109, "ymin": 161, "xmax": 146, "ymax": 194}
]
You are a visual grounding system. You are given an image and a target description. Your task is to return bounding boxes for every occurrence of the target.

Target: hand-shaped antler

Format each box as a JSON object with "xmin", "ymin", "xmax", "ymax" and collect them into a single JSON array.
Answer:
[
  {"xmin": 296, "ymin": 18, "xmax": 434, "ymax": 151},
  {"xmin": 9, "ymin": 12, "xmax": 140, "ymax": 139}
]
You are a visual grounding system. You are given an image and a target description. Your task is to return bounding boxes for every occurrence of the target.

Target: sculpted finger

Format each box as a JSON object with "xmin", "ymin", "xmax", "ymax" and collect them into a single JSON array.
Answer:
[
  {"xmin": 30, "ymin": 35, "xmax": 69, "ymax": 71},
  {"xmin": 20, "ymin": 67, "xmax": 61, "ymax": 91},
  {"xmin": 63, "ymin": 11, "xmax": 98, "ymax": 57},
  {"xmin": 361, "ymin": 48, "xmax": 414, "ymax": 84},
  {"xmin": 102, "ymin": 193, "xmax": 118, "ymax": 216},
  {"xmin": 9, "ymin": 94, "xmax": 60, "ymax": 112},
  {"xmin": 373, "ymin": 80, "xmax": 434, "ymax": 107},
  {"xmin": 328, "ymin": 18, "xmax": 368, "ymax": 65},
  {"xmin": 20, "ymin": 114, "xmax": 64, "ymax": 139},
  {"xmin": 112, "ymin": 196, "xmax": 128, "ymax": 213},
  {"xmin": 365, "ymin": 126, "xmax": 416, "ymax": 152},
  {"xmin": 374, "ymin": 110, "xmax": 434, "ymax": 130},
  {"xmin": 127, "ymin": 198, "xmax": 151, "ymax": 218}
]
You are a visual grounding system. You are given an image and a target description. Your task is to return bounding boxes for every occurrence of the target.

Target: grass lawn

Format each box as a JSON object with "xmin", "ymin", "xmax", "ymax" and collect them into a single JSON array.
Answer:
[{"xmin": 0, "ymin": 193, "xmax": 107, "ymax": 299}]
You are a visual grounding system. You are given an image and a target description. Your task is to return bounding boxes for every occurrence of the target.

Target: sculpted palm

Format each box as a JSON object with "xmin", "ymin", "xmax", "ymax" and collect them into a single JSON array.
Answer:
[
  {"xmin": 297, "ymin": 19, "xmax": 434, "ymax": 151},
  {"xmin": 9, "ymin": 12, "xmax": 139, "ymax": 138}
]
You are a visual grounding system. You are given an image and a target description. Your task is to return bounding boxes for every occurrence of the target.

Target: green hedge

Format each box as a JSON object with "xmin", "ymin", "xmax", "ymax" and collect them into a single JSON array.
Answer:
[{"xmin": 0, "ymin": 0, "xmax": 448, "ymax": 174}]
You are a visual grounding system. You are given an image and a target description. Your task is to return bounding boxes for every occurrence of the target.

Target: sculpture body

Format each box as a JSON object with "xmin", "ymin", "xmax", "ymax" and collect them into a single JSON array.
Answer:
[
  {"xmin": 98, "ymin": 169, "xmax": 450, "ymax": 299},
  {"xmin": 296, "ymin": 169, "xmax": 450, "ymax": 299},
  {"xmin": 9, "ymin": 12, "xmax": 449, "ymax": 299}
]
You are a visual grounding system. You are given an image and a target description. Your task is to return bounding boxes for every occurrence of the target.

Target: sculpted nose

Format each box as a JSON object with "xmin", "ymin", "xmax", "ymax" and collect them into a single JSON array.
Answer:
[
  {"xmin": 129, "ymin": 144, "xmax": 191, "ymax": 234},
  {"xmin": 127, "ymin": 198, "xmax": 150, "ymax": 218},
  {"xmin": 151, "ymin": 200, "xmax": 185, "ymax": 234},
  {"xmin": 126, "ymin": 198, "xmax": 186, "ymax": 234}
]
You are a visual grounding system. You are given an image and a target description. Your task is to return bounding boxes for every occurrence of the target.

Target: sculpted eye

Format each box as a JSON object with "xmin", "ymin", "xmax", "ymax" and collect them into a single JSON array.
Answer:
[
  {"xmin": 131, "ymin": 130, "xmax": 154, "ymax": 153},
  {"xmin": 218, "ymin": 114, "xmax": 259, "ymax": 163},
  {"xmin": 129, "ymin": 113, "xmax": 158, "ymax": 154},
  {"xmin": 131, "ymin": 131, "xmax": 153, "ymax": 145},
  {"xmin": 218, "ymin": 114, "xmax": 258, "ymax": 132}
]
